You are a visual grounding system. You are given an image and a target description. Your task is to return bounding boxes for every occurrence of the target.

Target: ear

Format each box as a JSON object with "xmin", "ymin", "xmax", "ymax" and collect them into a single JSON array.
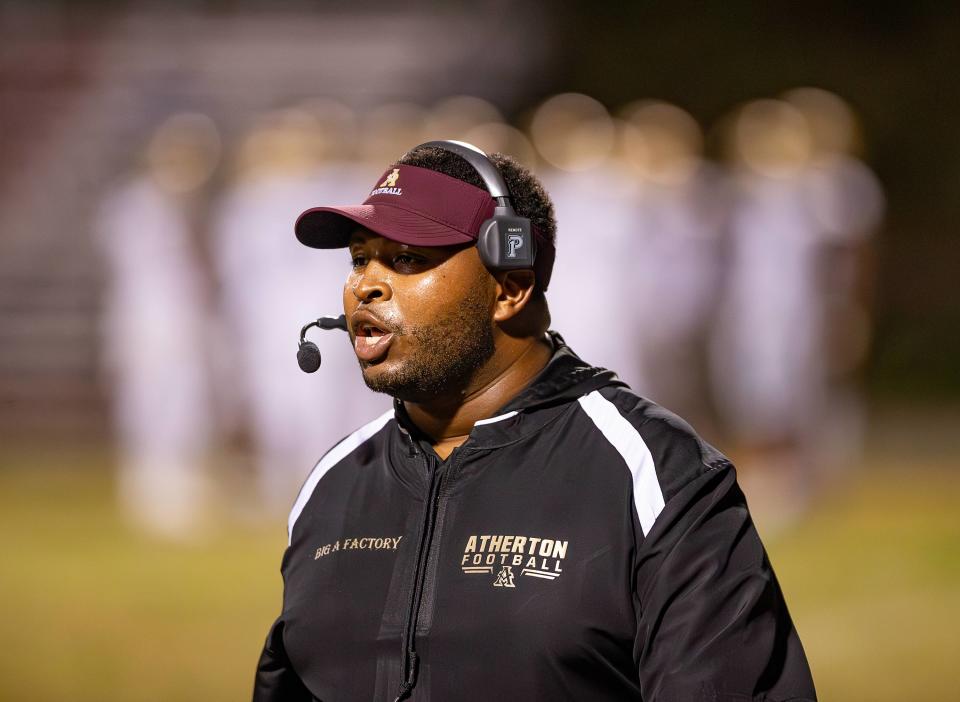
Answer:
[{"xmin": 492, "ymin": 269, "xmax": 537, "ymax": 323}]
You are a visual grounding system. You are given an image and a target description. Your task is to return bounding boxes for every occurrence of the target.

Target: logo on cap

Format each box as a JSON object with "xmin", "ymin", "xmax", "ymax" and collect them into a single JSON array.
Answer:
[
  {"xmin": 371, "ymin": 168, "xmax": 403, "ymax": 197},
  {"xmin": 380, "ymin": 169, "xmax": 400, "ymax": 187}
]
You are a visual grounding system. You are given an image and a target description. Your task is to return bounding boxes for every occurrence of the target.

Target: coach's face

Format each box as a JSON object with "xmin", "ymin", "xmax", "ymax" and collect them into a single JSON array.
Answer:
[{"xmin": 344, "ymin": 228, "xmax": 497, "ymax": 401}]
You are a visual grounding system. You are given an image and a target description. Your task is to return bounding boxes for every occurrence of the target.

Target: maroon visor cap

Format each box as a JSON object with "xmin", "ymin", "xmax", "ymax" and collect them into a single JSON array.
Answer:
[{"xmin": 295, "ymin": 164, "xmax": 555, "ymax": 289}]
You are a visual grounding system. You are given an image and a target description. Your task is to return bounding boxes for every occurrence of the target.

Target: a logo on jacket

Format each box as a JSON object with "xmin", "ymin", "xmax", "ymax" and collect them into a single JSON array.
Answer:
[
  {"xmin": 493, "ymin": 565, "xmax": 516, "ymax": 588},
  {"xmin": 461, "ymin": 534, "xmax": 567, "ymax": 587}
]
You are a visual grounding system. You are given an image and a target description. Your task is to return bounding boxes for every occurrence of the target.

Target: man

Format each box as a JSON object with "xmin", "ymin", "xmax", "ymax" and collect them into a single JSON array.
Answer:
[{"xmin": 253, "ymin": 144, "xmax": 816, "ymax": 701}]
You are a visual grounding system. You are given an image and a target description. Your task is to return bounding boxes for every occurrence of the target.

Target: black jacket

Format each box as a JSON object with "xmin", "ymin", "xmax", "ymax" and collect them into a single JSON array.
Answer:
[{"xmin": 254, "ymin": 333, "xmax": 816, "ymax": 701}]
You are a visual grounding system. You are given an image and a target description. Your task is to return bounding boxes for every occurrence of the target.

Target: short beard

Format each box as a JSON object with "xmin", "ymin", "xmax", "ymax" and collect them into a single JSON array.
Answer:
[{"xmin": 360, "ymin": 281, "xmax": 495, "ymax": 402}]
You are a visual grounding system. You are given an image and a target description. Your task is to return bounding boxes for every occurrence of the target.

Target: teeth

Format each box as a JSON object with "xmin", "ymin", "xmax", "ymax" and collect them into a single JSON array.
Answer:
[
  {"xmin": 363, "ymin": 334, "xmax": 383, "ymax": 346},
  {"xmin": 359, "ymin": 323, "xmax": 387, "ymax": 337}
]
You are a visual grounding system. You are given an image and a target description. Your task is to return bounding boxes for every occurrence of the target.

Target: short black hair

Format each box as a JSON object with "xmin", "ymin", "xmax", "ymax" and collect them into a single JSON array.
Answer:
[{"xmin": 395, "ymin": 146, "xmax": 557, "ymax": 294}]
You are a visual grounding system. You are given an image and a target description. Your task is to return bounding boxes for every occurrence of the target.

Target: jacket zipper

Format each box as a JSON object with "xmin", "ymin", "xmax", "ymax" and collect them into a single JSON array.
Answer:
[{"xmin": 394, "ymin": 448, "xmax": 461, "ymax": 701}]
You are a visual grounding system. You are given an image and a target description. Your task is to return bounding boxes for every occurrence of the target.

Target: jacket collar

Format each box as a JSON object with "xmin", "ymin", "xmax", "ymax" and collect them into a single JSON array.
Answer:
[
  {"xmin": 498, "ymin": 330, "xmax": 625, "ymax": 413},
  {"xmin": 392, "ymin": 331, "xmax": 626, "ymax": 453}
]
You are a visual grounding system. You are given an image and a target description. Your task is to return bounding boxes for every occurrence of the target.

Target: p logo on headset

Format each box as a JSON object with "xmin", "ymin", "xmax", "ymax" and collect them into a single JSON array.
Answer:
[{"xmin": 506, "ymin": 232, "xmax": 525, "ymax": 259}]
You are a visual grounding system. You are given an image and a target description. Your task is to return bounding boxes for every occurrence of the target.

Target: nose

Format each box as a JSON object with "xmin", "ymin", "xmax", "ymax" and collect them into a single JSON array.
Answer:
[{"xmin": 351, "ymin": 260, "xmax": 393, "ymax": 303}]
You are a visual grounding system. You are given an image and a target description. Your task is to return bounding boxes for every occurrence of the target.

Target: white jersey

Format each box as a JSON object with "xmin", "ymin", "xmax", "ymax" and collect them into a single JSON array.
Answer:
[
  {"xmin": 94, "ymin": 175, "xmax": 214, "ymax": 536},
  {"xmin": 213, "ymin": 164, "xmax": 389, "ymax": 507},
  {"xmin": 710, "ymin": 157, "xmax": 882, "ymax": 443},
  {"xmin": 544, "ymin": 167, "xmax": 646, "ymax": 390},
  {"xmin": 545, "ymin": 164, "xmax": 723, "ymax": 411},
  {"xmin": 96, "ymin": 175, "xmax": 214, "ymax": 453}
]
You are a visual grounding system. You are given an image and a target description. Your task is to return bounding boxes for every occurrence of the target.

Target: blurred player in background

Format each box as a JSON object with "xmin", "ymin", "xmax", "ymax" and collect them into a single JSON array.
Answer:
[
  {"xmin": 530, "ymin": 93, "xmax": 646, "ymax": 388},
  {"xmin": 213, "ymin": 102, "xmax": 389, "ymax": 511},
  {"xmin": 710, "ymin": 93, "xmax": 882, "ymax": 528},
  {"xmin": 94, "ymin": 113, "xmax": 220, "ymax": 539},
  {"xmin": 782, "ymin": 87, "xmax": 884, "ymax": 473},
  {"xmin": 616, "ymin": 100, "xmax": 725, "ymax": 429}
]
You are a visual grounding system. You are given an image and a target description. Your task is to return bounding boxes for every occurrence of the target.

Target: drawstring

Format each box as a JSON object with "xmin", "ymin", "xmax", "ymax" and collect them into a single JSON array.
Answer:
[{"xmin": 393, "ymin": 651, "xmax": 419, "ymax": 702}]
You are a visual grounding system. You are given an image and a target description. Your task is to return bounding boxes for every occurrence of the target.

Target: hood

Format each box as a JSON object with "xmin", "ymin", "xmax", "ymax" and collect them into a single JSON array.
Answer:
[{"xmin": 499, "ymin": 330, "xmax": 626, "ymax": 414}]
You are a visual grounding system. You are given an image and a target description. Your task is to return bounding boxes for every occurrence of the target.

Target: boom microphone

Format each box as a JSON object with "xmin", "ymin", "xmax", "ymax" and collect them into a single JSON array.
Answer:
[{"xmin": 298, "ymin": 315, "xmax": 348, "ymax": 373}]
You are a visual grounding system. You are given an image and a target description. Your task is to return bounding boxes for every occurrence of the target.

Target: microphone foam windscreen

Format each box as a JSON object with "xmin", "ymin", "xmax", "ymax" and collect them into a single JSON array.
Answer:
[{"xmin": 297, "ymin": 342, "xmax": 321, "ymax": 373}]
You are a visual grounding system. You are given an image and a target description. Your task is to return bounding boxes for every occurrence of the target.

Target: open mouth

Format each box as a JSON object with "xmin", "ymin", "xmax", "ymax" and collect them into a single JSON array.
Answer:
[
  {"xmin": 357, "ymin": 323, "xmax": 389, "ymax": 346},
  {"xmin": 352, "ymin": 319, "xmax": 396, "ymax": 362}
]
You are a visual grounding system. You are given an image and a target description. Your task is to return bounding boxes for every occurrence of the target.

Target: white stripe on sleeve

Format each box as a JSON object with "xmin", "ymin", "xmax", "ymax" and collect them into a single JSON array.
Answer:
[
  {"xmin": 287, "ymin": 408, "xmax": 394, "ymax": 545},
  {"xmin": 577, "ymin": 390, "xmax": 665, "ymax": 536}
]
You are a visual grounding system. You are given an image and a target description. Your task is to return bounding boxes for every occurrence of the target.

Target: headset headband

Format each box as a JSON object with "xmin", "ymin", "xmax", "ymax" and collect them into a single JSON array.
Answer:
[{"xmin": 416, "ymin": 140, "xmax": 515, "ymax": 209}]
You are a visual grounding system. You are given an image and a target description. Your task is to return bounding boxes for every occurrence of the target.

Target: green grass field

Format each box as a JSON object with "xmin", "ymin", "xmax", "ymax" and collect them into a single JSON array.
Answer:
[{"xmin": 0, "ymin": 441, "xmax": 957, "ymax": 701}]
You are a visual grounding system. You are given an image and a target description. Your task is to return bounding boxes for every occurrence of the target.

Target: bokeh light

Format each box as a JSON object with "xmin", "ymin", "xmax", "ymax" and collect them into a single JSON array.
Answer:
[{"xmin": 530, "ymin": 92, "xmax": 616, "ymax": 171}]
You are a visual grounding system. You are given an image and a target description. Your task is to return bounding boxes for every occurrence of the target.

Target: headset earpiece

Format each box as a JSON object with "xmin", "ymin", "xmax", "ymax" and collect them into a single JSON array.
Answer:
[{"xmin": 476, "ymin": 206, "xmax": 536, "ymax": 272}]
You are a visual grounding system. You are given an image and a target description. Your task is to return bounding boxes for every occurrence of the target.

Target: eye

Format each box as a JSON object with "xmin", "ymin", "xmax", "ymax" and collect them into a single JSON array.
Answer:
[
  {"xmin": 393, "ymin": 253, "xmax": 424, "ymax": 269},
  {"xmin": 350, "ymin": 253, "xmax": 367, "ymax": 269}
]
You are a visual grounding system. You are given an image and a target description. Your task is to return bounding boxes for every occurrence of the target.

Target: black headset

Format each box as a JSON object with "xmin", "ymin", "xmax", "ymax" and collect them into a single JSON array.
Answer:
[{"xmin": 417, "ymin": 140, "xmax": 537, "ymax": 273}]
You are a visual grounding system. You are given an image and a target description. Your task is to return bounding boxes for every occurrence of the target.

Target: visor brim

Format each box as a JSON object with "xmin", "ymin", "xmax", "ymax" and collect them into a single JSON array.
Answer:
[{"xmin": 295, "ymin": 204, "xmax": 477, "ymax": 249}]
